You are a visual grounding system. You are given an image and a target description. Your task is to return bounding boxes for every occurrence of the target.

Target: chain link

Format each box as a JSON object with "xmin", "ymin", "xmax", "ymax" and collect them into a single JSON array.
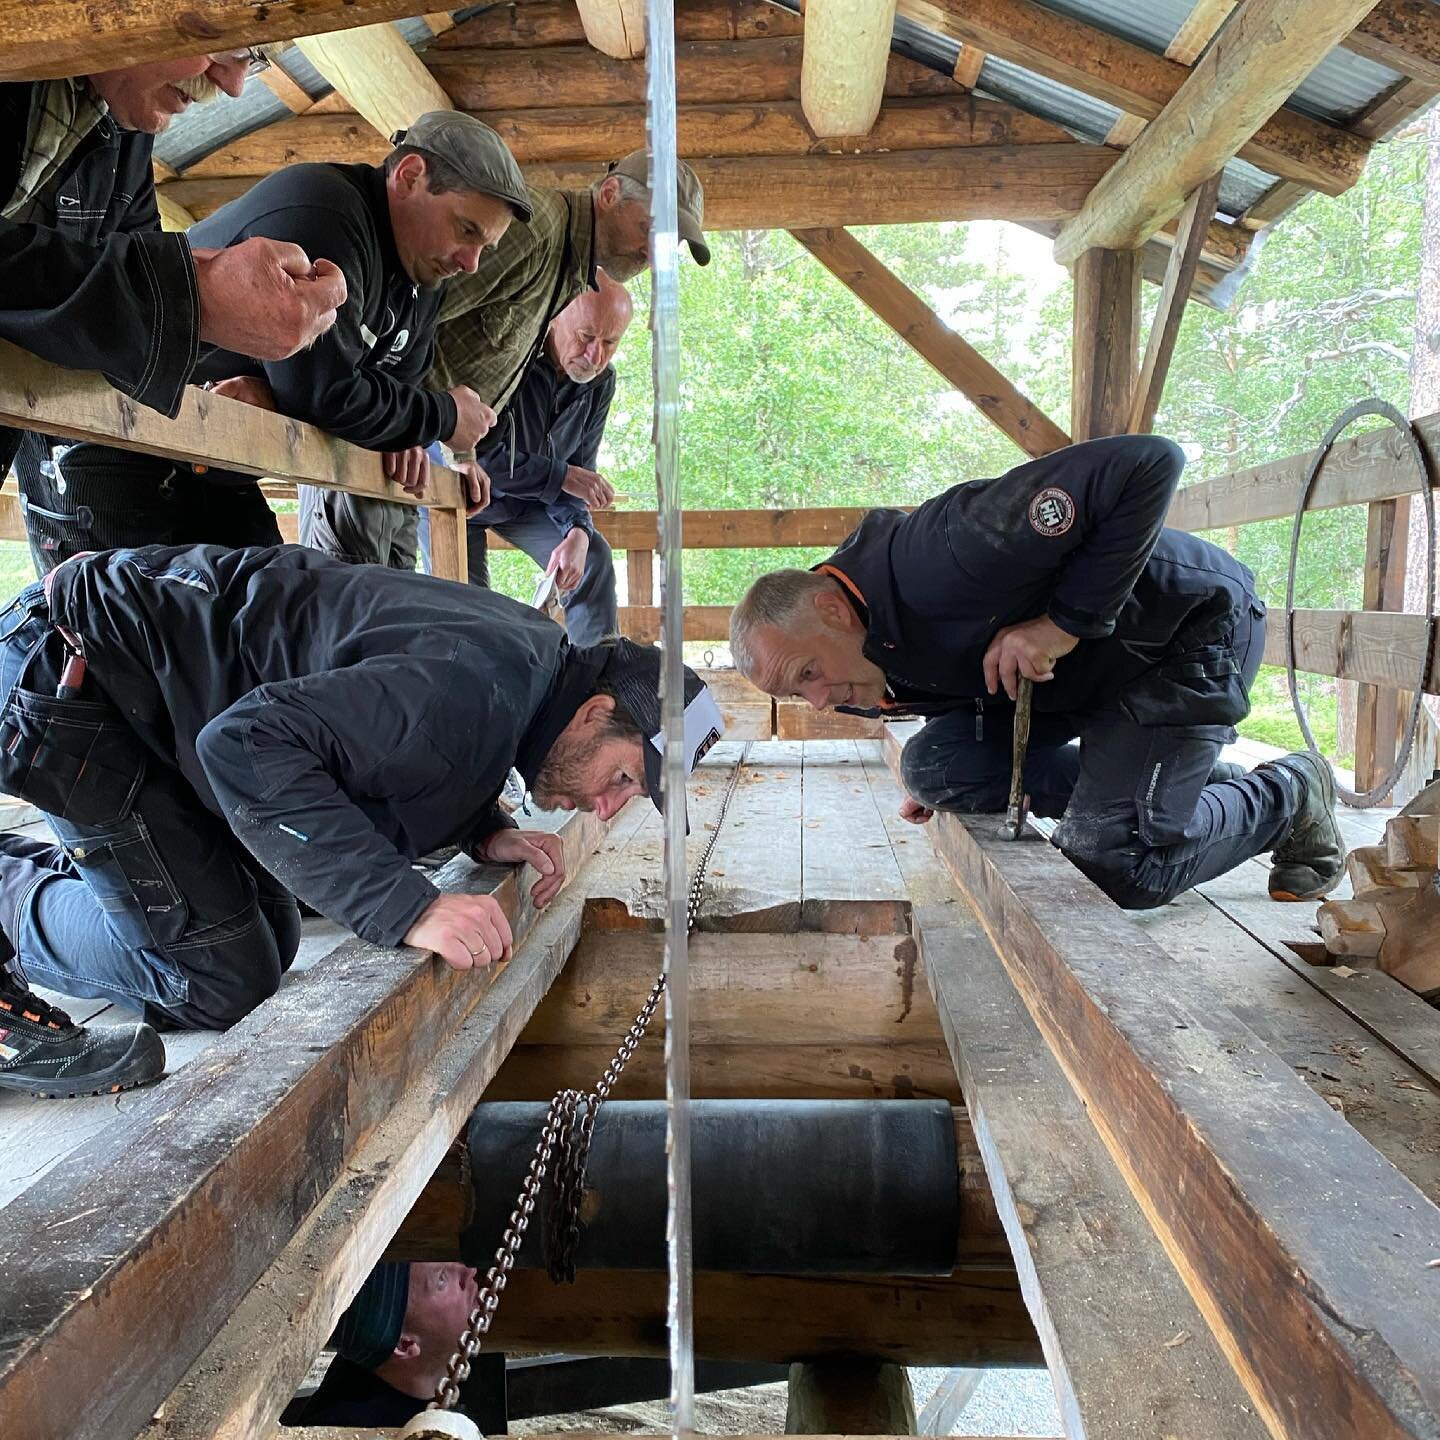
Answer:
[{"xmin": 431, "ymin": 743, "xmax": 752, "ymax": 1412}]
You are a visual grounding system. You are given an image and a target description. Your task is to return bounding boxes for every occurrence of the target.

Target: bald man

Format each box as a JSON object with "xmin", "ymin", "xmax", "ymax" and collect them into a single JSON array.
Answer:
[{"xmin": 424, "ymin": 271, "xmax": 632, "ymax": 643}]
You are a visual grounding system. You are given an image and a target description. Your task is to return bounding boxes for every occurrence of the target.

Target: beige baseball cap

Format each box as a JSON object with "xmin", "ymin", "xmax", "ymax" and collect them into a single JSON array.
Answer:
[
  {"xmin": 607, "ymin": 151, "xmax": 710, "ymax": 266},
  {"xmin": 391, "ymin": 112, "xmax": 533, "ymax": 223}
]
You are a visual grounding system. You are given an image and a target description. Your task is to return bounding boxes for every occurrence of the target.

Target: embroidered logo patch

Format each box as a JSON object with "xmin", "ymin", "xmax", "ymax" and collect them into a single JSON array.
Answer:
[{"xmin": 1029, "ymin": 487, "xmax": 1075, "ymax": 537}]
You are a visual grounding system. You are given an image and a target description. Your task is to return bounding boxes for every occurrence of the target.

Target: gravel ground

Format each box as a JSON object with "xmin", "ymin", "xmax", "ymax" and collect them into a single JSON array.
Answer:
[{"xmin": 511, "ymin": 1367, "xmax": 1061, "ymax": 1436}]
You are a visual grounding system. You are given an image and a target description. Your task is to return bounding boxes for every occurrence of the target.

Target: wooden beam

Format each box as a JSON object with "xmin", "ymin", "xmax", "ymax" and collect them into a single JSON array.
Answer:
[
  {"xmin": 952, "ymin": 44, "xmax": 986, "ymax": 89},
  {"xmin": 575, "ymin": 0, "xmax": 645, "ymax": 58},
  {"xmin": 901, "ymin": 794, "xmax": 1440, "ymax": 1438},
  {"xmin": 295, "ymin": 21, "xmax": 453, "ymax": 140},
  {"xmin": 1054, "ymin": 0, "xmax": 1381, "ymax": 263},
  {"xmin": 1348, "ymin": 0, "xmax": 1440, "ymax": 88},
  {"xmin": 619, "ymin": 603, "xmax": 732, "ymax": 642},
  {"xmin": 484, "ymin": 1268, "xmax": 1041, "ymax": 1365},
  {"xmin": 1355, "ymin": 496, "xmax": 1412, "ymax": 796},
  {"xmin": 1263, "ymin": 608, "xmax": 1440, "ymax": 693},
  {"xmin": 438, "ymin": 0, "xmax": 804, "ymax": 49},
  {"xmin": 1070, "ymin": 248, "xmax": 1140, "ymax": 440},
  {"xmin": 801, "ymin": 0, "xmax": 900, "ymax": 138},
  {"xmin": 0, "ymin": 808, "xmax": 604, "ymax": 1440},
  {"xmin": 259, "ymin": 61, "xmax": 317, "ymax": 115},
  {"xmin": 0, "ymin": 0, "xmax": 462, "ymax": 82},
  {"xmin": 0, "ymin": 340, "xmax": 465, "ymax": 512},
  {"xmin": 178, "ymin": 98, "xmax": 1075, "ymax": 178},
  {"xmin": 1104, "ymin": 0, "xmax": 1237, "ymax": 147},
  {"xmin": 154, "ymin": 189, "xmax": 196, "ymax": 232},
  {"xmin": 897, "ymin": 0, "xmax": 1369, "ymax": 196},
  {"xmin": 1165, "ymin": 410, "xmax": 1439, "ymax": 533},
  {"xmin": 791, "ymin": 226, "xmax": 1070, "ymax": 457},
  {"xmin": 1127, "ymin": 172, "xmax": 1222, "ymax": 434}
]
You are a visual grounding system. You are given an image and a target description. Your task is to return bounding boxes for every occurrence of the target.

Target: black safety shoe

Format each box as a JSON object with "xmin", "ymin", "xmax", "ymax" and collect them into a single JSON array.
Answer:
[
  {"xmin": 0, "ymin": 978, "xmax": 165, "ymax": 1098},
  {"xmin": 1261, "ymin": 752, "xmax": 1345, "ymax": 902},
  {"xmin": 1208, "ymin": 760, "xmax": 1247, "ymax": 784}
]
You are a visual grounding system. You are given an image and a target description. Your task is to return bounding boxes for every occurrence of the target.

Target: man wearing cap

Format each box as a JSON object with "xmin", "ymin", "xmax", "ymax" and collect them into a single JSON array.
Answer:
[
  {"xmin": 3, "ymin": 46, "xmax": 348, "ymax": 562},
  {"xmin": 0, "ymin": 541, "xmax": 723, "ymax": 1096},
  {"xmin": 15, "ymin": 112, "xmax": 524, "ymax": 571},
  {"xmin": 428, "ymin": 149, "xmax": 709, "ymax": 443}
]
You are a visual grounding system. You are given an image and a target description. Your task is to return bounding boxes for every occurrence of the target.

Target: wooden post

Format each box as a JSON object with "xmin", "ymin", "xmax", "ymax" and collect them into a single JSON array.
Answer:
[
  {"xmin": 627, "ymin": 547, "xmax": 655, "ymax": 612},
  {"xmin": 1354, "ymin": 496, "xmax": 1411, "ymax": 798},
  {"xmin": 785, "ymin": 1358, "xmax": 918, "ymax": 1434},
  {"xmin": 1070, "ymin": 247, "xmax": 1140, "ymax": 441},
  {"xmin": 429, "ymin": 502, "xmax": 470, "ymax": 584}
]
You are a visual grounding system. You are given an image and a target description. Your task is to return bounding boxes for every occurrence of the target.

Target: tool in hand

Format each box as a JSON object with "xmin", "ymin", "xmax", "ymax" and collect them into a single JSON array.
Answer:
[{"xmin": 996, "ymin": 676, "xmax": 1034, "ymax": 841}]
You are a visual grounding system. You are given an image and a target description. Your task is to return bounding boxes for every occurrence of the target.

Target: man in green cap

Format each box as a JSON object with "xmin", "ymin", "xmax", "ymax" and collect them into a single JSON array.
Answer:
[{"xmin": 16, "ymin": 112, "xmax": 529, "ymax": 570}]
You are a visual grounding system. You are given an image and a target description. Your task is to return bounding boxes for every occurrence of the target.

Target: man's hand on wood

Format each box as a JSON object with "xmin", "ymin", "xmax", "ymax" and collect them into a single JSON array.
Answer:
[
  {"xmin": 457, "ymin": 459, "xmax": 491, "ymax": 516},
  {"xmin": 404, "ymin": 892, "xmax": 513, "ymax": 971},
  {"xmin": 205, "ymin": 375, "xmax": 276, "ymax": 410},
  {"xmin": 477, "ymin": 829, "xmax": 567, "ymax": 907},
  {"xmin": 982, "ymin": 616, "xmax": 1079, "ymax": 701},
  {"xmin": 383, "ymin": 445, "xmax": 430, "ymax": 498}
]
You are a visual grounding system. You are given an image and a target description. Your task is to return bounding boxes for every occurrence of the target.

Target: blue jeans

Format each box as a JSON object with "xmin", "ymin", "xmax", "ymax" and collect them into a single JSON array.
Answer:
[
  {"xmin": 0, "ymin": 584, "xmax": 300, "ymax": 1028},
  {"xmin": 899, "ymin": 602, "xmax": 1296, "ymax": 909},
  {"xmin": 418, "ymin": 506, "xmax": 618, "ymax": 647}
]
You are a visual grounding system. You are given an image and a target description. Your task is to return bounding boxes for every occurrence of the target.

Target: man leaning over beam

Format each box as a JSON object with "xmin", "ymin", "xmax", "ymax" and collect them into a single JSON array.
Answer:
[
  {"xmin": 419, "ymin": 271, "xmax": 633, "ymax": 643},
  {"xmin": 730, "ymin": 435, "xmax": 1344, "ymax": 912},
  {"xmin": 1, "ymin": 47, "xmax": 346, "ymax": 514},
  {"xmin": 0, "ymin": 542, "xmax": 724, "ymax": 1098},
  {"xmin": 17, "ymin": 112, "xmax": 521, "ymax": 570}
]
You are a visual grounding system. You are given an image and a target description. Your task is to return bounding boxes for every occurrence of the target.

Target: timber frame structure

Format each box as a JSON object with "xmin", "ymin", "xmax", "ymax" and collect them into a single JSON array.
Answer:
[{"xmin": 2, "ymin": 3, "xmax": 1440, "ymax": 1440}]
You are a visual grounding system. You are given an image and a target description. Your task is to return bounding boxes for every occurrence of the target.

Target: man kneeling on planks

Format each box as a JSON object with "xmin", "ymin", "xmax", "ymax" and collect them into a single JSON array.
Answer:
[
  {"xmin": 730, "ymin": 434, "xmax": 1344, "ymax": 914},
  {"xmin": 0, "ymin": 544, "xmax": 723, "ymax": 1097}
]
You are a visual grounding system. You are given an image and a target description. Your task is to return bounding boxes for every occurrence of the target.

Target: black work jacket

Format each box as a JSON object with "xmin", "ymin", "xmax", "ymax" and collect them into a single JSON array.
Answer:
[
  {"xmin": 0, "ymin": 80, "xmax": 199, "ymax": 475},
  {"xmin": 473, "ymin": 360, "xmax": 615, "ymax": 538},
  {"xmin": 820, "ymin": 435, "xmax": 1263, "ymax": 734},
  {"xmin": 188, "ymin": 162, "xmax": 457, "ymax": 452},
  {"xmin": 49, "ymin": 544, "xmax": 606, "ymax": 947}
]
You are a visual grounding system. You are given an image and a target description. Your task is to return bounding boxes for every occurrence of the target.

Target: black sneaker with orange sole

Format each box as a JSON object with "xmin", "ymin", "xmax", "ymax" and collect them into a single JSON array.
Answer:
[{"xmin": 0, "ymin": 977, "xmax": 165, "ymax": 1098}]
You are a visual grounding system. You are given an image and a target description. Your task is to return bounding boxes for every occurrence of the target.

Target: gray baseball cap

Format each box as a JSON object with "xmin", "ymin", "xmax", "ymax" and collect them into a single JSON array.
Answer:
[
  {"xmin": 391, "ymin": 112, "xmax": 533, "ymax": 223},
  {"xmin": 608, "ymin": 150, "xmax": 710, "ymax": 265}
]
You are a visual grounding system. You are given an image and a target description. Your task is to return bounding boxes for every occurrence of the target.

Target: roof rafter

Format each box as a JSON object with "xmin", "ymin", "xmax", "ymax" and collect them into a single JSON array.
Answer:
[
  {"xmin": 801, "ymin": 0, "xmax": 900, "ymax": 137},
  {"xmin": 1053, "ymin": 0, "xmax": 1383, "ymax": 264},
  {"xmin": 896, "ymin": 0, "xmax": 1369, "ymax": 196},
  {"xmin": 577, "ymin": 0, "xmax": 647, "ymax": 58},
  {"xmin": 295, "ymin": 21, "xmax": 453, "ymax": 140}
]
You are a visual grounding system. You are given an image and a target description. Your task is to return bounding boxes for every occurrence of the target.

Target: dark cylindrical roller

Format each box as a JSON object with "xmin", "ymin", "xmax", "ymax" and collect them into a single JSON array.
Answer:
[{"xmin": 462, "ymin": 1099, "xmax": 959, "ymax": 1276}]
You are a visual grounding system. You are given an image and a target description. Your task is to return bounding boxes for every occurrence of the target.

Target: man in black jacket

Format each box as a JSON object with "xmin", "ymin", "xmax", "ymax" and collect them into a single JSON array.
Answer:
[
  {"xmin": 1, "ymin": 49, "xmax": 347, "ymax": 484},
  {"xmin": 15, "ymin": 111, "xmax": 521, "ymax": 570},
  {"xmin": 730, "ymin": 435, "xmax": 1344, "ymax": 912},
  {"xmin": 419, "ymin": 272, "xmax": 630, "ymax": 639},
  {"xmin": 0, "ymin": 543, "xmax": 723, "ymax": 1097}
]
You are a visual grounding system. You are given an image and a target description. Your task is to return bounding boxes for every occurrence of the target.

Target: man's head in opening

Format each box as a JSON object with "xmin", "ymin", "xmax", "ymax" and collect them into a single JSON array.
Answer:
[
  {"xmin": 333, "ymin": 1260, "xmax": 480, "ymax": 1401},
  {"xmin": 89, "ymin": 46, "xmax": 273, "ymax": 133},
  {"xmin": 531, "ymin": 640, "xmax": 725, "ymax": 822},
  {"xmin": 385, "ymin": 113, "xmax": 533, "ymax": 288},
  {"xmin": 730, "ymin": 568, "xmax": 888, "ymax": 711},
  {"xmin": 545, "ymin": 269, "xmax": 634, "ymax": 385}
]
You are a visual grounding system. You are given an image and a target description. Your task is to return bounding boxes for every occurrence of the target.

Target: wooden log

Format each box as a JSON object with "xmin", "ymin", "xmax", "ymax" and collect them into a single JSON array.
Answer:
[
  {"xmin": 576, "ymin": 0, "xmax": 646, "ymax": 59},
  {"xmin": 155, "ymin": 190, "xmax": 195, "ymax": 232},
  {"xmin": 786, "ymin": 1359, "xmax": 918, "ymax": 1434},
  {"xmin": 1355, "ymin": 494, "xmax": 1412, "ymax": 798},
  {"xmin": 484, "ymin": 1267, "xmax": 1042, "ymax": 1365},
  {"xmin": 619, "ymin": 603, "xmax": 731, "ymax": 641},
  {"xmin": 1348, "ymin": 0, "xmax": 1440, "ymax": 88},
  {"xmin": 1070, "ymin": 248, "xmax": 1140, "ymax": 441},
  {"xmin": 180, "ymin": 96, "xmax": 1074, "ymax": 177},
  {"xmin": 1262, "ymin": 608, "xmax": 1440, "ymax": 693},
  {"xmin": 1166, "ymin": 411, "xmax": 1440, "ymax": 534},
  {"xmin": 0, "ymin": 0, "xmax": 454, "ymax": 81},
  {"xmin": 904, "ymin": 800, "xmax": 1440, "ymax": 1437},
  {"xmin": 801, "ymin": 0, "xmax": 900, "ymax": 139},
  {"xmin": 295, "ymin": 21, "xmax": 454, "ymax": 139},
  {"xmin": 791, "ymin": 226, "xmax": 1070, "ymax": 457},
  {"xmin": 776, "ymin": 701, "xmax": 884, "ymax": 740},
  {"xmin": 0, "ymin": 808, "xmax": 605, "ymax": 1440},
  {"xmin": 698, "ymin": 665, "xmax": 773, "ymax": 739},
  {"xmin": 601, "ymin": 506, "xmax": 877, "ymax": 549},
  {"xmin": 1053, "ymin": 0, "xmax": 1382, "ymax": 261},
  {"xmin": 166, "ymin": 144, "xmax": 1119, "ymax": 230},
  {"xmin": 425, "ymin": 38, "xmax": 963, "ymax": 110},
  {"xmin": 898, "ymin": 0, "xmax": 1370, "ymax": 197},
  {"xmin": 438, "ymin": 0, "xmax": 805, "ymax": 49},
  {"xmin": 1127, "ymin": 172, "xmax": 1222, "ymax": 435},
  {"xmin": 1317, "ymin": 886, "xmax": 1440, "ymax": 998}
]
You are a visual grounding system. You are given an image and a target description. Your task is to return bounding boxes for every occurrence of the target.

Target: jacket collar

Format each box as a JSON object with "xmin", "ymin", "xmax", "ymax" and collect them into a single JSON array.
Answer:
[
  {"xmin": 362, "ymin": 163, "xmax": 408, "ymax": 287},
  {"xmin": 565, "ymin": 188, "xmax": 599, "ymax": 295}
]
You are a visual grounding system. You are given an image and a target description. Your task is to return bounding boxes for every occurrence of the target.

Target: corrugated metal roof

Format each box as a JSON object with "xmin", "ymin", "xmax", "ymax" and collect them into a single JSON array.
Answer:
[{"xmin": 153, "ymin": 86, "xmax": 289, "ymax": 172}]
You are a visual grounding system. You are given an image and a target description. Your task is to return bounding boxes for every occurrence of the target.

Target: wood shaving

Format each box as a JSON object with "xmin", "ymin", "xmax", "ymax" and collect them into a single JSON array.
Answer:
[
  {"xmin": 1163, "ymin": 1330, "xmax": 1190, "ymax": 1349},
  {"xmin": 1330, "ymin": 964, "xmax": 1360, "ymax": 978}
]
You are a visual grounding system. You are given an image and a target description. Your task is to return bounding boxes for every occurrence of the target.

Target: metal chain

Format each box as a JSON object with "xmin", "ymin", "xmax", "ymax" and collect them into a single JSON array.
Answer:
[{"xmin": 431, "ymin": 742, "xmax": 753, "ymax": 1412}]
